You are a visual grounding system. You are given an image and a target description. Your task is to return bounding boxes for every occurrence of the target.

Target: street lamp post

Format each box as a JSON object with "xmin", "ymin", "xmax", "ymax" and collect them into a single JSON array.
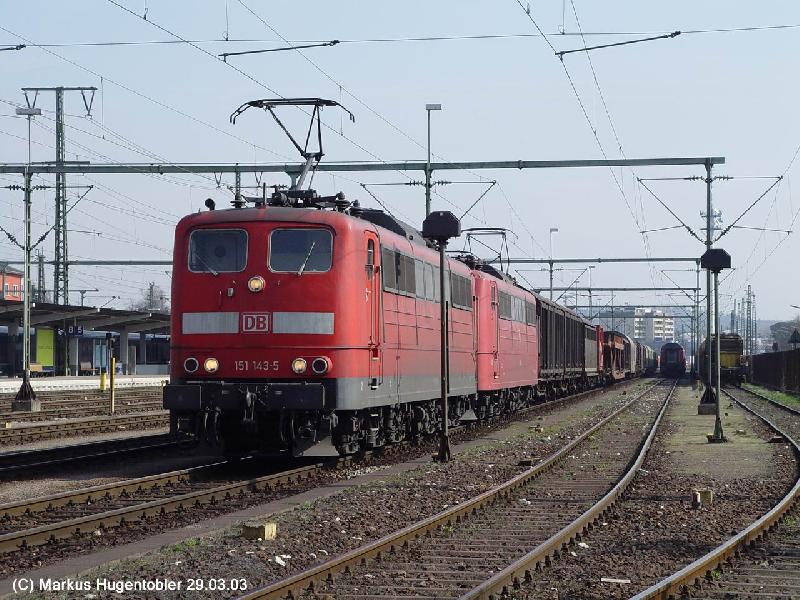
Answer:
[
  {"xmin": 13, "ymin": 106, "xmax": 42, "ymax": 411},
  {"xmin": 549, "ymin": 227, "xmax": 558, "ymax": 300},
  {"xmin": 425, "ymin": 104, "xmax": 442, "ymax": 218},
  {"xmin": 422, "ymin": 210, "xmax": 461, "ymax": 463}
]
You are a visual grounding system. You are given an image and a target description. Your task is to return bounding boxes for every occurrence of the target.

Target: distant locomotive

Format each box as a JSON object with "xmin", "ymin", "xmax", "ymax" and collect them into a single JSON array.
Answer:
[
  {"xmin": 699, "ymin": 333, "xmax": 745, "ymax": 385},
  {"xmin": 163, "ymin": 191, "xmax": 653, "ymax": 457},
  {"xmin": 660, "ymin": 342, "xmax": 686, "ymax": 378}
]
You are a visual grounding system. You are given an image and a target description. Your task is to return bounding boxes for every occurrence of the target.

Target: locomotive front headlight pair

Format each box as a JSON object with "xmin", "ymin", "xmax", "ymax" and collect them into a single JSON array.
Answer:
[{"xmin": 292, "ymin": 356, "xmax": 330, "ymax": 375}]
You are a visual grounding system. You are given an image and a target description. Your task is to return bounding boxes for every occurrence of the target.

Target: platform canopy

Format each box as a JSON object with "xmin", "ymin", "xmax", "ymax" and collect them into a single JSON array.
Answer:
[{"xmin": 0, "ymin": 299, "xmax": 170, "ymax": 334}]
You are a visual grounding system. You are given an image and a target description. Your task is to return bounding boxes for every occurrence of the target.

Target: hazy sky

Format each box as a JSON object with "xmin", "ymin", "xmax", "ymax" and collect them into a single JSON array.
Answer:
[{"xmin": 1, "ymin": 1, "xmax": 798, "ymax": 320}]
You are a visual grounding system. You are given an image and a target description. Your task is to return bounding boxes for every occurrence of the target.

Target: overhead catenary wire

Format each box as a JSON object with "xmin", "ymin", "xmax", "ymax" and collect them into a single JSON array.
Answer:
[
  {"xmin": 0, "ymin": 23, "xmax": 293, "ymax": 162},
  {"xmin": 7, "ymin": 22, "xmax": 800, "ymax": 48}
]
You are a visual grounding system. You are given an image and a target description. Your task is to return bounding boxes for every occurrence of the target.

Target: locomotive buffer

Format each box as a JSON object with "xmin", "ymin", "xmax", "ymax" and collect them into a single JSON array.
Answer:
[{"xmin": 422, "ymin": 211, "xmax": 461, "ymax": 462}]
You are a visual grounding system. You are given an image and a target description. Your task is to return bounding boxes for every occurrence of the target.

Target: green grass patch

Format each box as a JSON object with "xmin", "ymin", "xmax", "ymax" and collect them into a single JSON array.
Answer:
[{"xmin": 743, "ymin": 383, "xmax": 800, "ymax": 408}]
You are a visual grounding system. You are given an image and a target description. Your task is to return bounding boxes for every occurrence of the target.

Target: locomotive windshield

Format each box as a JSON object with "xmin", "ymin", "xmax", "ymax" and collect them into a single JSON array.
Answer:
[
  {"xmin": 188, "ymin": 229, "xmax": 247, "ymax": 273},
  {"xmin": 269, "ymin": 228, "xmax": 332, "ymax": 273}
]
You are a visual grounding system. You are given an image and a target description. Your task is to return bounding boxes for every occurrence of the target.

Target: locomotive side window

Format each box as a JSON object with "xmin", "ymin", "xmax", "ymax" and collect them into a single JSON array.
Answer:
[
  {"xmin": 395, "ymin": 253, "xmax": 416, "ymax": 296},
  {"xmin": 269, "ymin": 229, "xmax": 333, "ymax": 273},
  {"xmin": 367, "ymin": 240, "xmax": 375, "ymax": 265},
  {"xmin": 414, "ymin": 260, "xmax": 425, "ymax": 299},
  {"xmin": 498, "ymin": 291, "xmax": 512, "ymax": 319},
  {"xmin": 382, "ymin": 247, "xmax": 396, "ymax": 291},
  {"xmin": 424, "ymin": 264, "xmax": 435, "ymax": 301},
  {"xmin": 395, "ymin": 253, "xmax": 407, "ymax": 294},
  {"xmin": 188, "ymin": 228, "xmax": 247, "ymax": 273},
  {"xmin": 525, "ymin": 301, "xmax": 536, "ymax": 325},
  {"xmin": 449, "ymin": 274, "xmax": 472, "ymax": 310}
]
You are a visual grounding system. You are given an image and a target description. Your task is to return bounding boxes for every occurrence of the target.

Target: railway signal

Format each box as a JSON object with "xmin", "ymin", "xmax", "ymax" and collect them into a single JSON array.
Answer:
[
  {"xmin": 422, "ymin": 210, "xmax": 461, "ymax": 463},
  {"xmin": 700, "ymin": 247, "xmax": 731, "ymax": 443}
]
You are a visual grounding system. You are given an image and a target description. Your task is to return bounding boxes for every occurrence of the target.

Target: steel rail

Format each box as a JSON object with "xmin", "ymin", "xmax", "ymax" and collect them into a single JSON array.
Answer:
[
  {"xmin": 0, "ymin": 463, "xmax": 321, "ymax": 554},
  {"xmin": 740, "ymin": 384, "xmax": 800, "ymax": 417},
  {"xmin": 0, "ymin": 379, "xmax": 646, "ymax": 557},
  {"xmin": 0, "ymin": 412, "xmax": 168, "ymax": 444},
  {"xmin": 0, "ymin": 459, "xmax": 229, "ymax": 519},
  {"xmin": 0, "ymin": 433, "xmax": 177, "ymax": 476},
  {"xmin": 459, "ymin": 379, "xmax": 676, "ymax": 599},
  {"xmin": 0, "ymin": 380, "xmax": 636, "ymax": 505},
  {"xmin": 629, "ymin": 387, "xmax": 800, "ymax": 600},
  {"xmin": 0, "ymin": 401, "xmax": 163, "ymax": 422},
  {"xmin": 238, "ymin": 379, "xmax": 667, "ymax": 600}
]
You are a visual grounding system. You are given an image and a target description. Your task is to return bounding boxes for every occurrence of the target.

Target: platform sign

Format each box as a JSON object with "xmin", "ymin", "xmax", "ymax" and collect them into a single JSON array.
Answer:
[
  {"xmin": 67, "ymin": 325, "xmax": 84, "ymax": 336},
  {"xmin": 36, "ymin": 328, "xmax": 55, "ymax": 368}
]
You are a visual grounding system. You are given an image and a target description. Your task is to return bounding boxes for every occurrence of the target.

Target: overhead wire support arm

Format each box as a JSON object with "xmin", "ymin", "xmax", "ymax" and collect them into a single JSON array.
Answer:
[
  {"xmin": 637, "ymin": 178, "xmax": 705, "ymax": 243},
  {"xmin": 714, "ymin": 176, "xmax": 783, "ymax": 241},
  {"xmin": 556, "ymin": 31, "xmax": 681, "ymax": 58},
  {"xmin": 219, "ymin": 40, "xmax": 340, "ymax": 61},
  {"xmin": 459, "ymin": 180, "xmax": 497, "ymax": 219}
]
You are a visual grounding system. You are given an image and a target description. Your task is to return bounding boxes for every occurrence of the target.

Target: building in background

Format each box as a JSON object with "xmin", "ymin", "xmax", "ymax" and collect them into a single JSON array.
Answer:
[
  {"xmin": 634, "ymin": 308, "xmax": 675, "ymax": 346},
  {"xmin": 0, "ymin": 263, "xmax": 23, "ymax": 301},
  {"xmin": 583, "ymin": 305, "xmax": 674, "ymax": 351}
]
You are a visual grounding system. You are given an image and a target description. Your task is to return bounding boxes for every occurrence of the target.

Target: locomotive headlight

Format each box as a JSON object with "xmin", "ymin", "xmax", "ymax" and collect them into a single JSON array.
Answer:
[
  {"xmin": 291, "ymin": 357, "xmax": 307, "ymax": 374},
  {"xmin": 312, "ymin": 357, "xmax": 330, "ymax": 375},
  {"xmin": 203, "ymin": 357, "xmax": 219, "ymax": 373},
  {"xmin": 184, "ymin": 357, "xmax": 199, "ymax": 373},
  {"xmin": 247, "ymin": 276, "xmax": 265, "ymax": 293}
]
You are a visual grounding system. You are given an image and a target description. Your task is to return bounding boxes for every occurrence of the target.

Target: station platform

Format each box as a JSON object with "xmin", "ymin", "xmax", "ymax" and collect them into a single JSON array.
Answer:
[{"xmin": 0, "ymin": 374, "xmax": 167, "ymax": 394}]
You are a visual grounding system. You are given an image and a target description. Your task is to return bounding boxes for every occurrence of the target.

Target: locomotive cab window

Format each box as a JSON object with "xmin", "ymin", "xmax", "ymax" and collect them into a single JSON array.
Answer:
[
  {"xmin": 269, "ymin": 228, "xmax": 333, "ymax": 273},
  {"xmin": 188, "ymin": 228, "xmax": 247, "ymax": 273}
]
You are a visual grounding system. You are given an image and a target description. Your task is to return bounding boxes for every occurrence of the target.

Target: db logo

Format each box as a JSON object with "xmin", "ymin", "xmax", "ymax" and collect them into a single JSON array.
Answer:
[{"xmin": 242, "ymin": 313, "xmax": 269, "ymax": 333}]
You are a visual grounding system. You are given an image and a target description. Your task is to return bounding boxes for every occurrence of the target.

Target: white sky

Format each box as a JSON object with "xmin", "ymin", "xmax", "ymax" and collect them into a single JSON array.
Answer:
[{"xmin": 0, "ymin": 1, "xmax": 798, "ymax": 320}]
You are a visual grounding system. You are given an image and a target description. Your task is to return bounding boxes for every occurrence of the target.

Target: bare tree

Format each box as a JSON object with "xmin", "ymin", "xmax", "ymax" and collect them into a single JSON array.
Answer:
[{"xmin": 129, "ymin": 282, "xmax": 170, "ymax": 313}]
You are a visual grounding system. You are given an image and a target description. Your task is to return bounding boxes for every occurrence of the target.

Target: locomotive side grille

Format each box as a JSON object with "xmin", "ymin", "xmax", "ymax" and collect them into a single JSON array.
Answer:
[{"xmin": 182, "ymin": 312, "xmax": 239, "ymax": 334}]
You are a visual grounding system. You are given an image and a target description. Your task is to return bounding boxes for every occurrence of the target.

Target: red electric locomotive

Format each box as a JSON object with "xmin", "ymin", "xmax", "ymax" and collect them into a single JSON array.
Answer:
[
  {"xmin": 163, "ymin": 97, "xmax": 622, "ymax": 456},
  {"xmin": 163, "ymin": 187, "xmax": 612, "ymax": 456},
  {"xmin": 163, "ymin": 197, "xmax": 480, "ymax": 456},
  {"xmin": 660, "ymin": 342, "xmax": 686, "ymax": 377}
]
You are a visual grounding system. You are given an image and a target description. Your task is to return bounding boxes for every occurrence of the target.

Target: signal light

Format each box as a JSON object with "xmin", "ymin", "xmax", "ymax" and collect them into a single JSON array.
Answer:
[
  {"xmin": 248, "ymin": 276, "xmax": 265, "ymax": 292},
  {"xmin": 291, "ymin": 358, "xmax": 307, "ymax": 374},
  {"xmin": 184, "ymin": 357, "xmax": 199, "ymax": 373},
  {"xmin": 204, "ymin": 357, "xmax": 219, "ymax": 373},
  {"xmin": 312, "ymin": 357, "xmax": 329, "ymax": 374}
]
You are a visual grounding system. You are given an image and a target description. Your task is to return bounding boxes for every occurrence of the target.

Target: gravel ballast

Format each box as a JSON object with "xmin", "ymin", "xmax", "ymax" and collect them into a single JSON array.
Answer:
[
  {"xmin": 25, "ymin": 382, "xmax": 654, "ymax": 599},
  {"xmin": 513, "ymin": 381, "xmax": 798, "ymax": 599}
]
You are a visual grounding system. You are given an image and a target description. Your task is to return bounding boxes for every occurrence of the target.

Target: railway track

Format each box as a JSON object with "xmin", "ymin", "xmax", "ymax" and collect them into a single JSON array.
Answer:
[
  {"xmin": 0, "ymin": 378, "xmax": 649, "ymax": 572},
  {"xmin": 0, "ymin": 459, "xmax": 322, "ymax": 556},
  {"xmin": 0, "ymin": 400, "xmax": 163, "ymax": 423},
  {"xmin": 0, "ymin": 411, "xmax": 169, "ymax": 445},
  {"xmin": 0, "ymin": 389, "xmax": 161, "ymax": 408},
  {"xmin": 631, "ymin": 384, "xmax": 800, "ymax": 600},
  {"xmin": 0, "ymin": 433, "xmax": 177, "ymax": 477},
  {"xmin": 239, "ymin": 379, "xmax": 676, "ymax": 600}
]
